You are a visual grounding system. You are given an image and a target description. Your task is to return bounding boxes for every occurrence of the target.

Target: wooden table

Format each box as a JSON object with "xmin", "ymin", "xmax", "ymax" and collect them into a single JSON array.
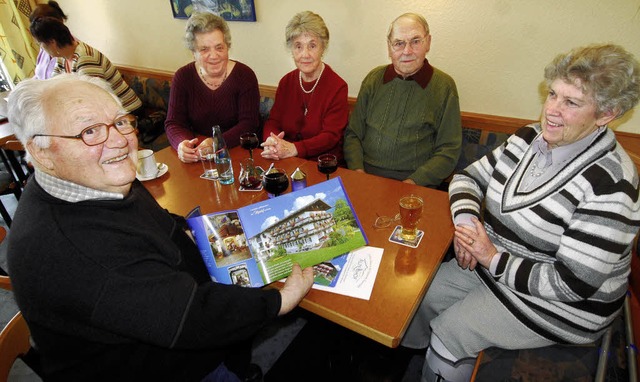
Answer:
[{"xmin": 143, "ymin": 145, "xmax": 454, "ymax": 348}]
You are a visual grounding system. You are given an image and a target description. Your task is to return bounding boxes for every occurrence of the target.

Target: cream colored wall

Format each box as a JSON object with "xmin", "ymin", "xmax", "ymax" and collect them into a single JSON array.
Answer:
[{"xmin": 57, "ymin": 0, "xmax": 640, "ymax": 132}]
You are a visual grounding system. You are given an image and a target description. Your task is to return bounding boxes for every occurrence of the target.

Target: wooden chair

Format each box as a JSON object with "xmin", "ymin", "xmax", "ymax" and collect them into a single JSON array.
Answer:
[
  {"xmin": 471, "ymin": 236, "xmax": 640, "ymax": 382},
  {"xmin": 0, "ymin": 140, "xmax": 32, "ymax": 188},
  {"xmin": 0, "ymin": 157, "xmax": 20, "ymax": 227},
  {"xmin": 0, "ymin": 312, "xmax": 30, "ymax": 382},
  {"xmin": 626, "ymin": 236, "xmax": 640, "ymax": 379},
  {"xmin": 0, "ymin": 231, "xmax": 31, "ymax": 382},
  {"xmin": 0, "ymin": 227, "xmax": 9, "ymax": 287},
  {"xmin": 0, "ymin": 275, "xmax": 9, "ymax": 291}
]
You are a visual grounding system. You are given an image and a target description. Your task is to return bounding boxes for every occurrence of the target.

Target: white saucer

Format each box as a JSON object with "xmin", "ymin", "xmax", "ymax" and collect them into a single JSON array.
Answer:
[{"xmin": 137, "ymin": 163, "xmax": 168, "ymax": 181}]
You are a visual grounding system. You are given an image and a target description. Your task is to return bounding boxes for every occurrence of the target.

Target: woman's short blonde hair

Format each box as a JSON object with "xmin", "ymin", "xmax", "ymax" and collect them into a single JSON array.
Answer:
[
  {"xmin": 544, "ymin": 43, "xmax": 640, "ymax": 119},
  {"xmin": 285, "ymin": 11, "xmax": 329, "ymax": 52},
  {"xmin": 184, "ymin": 12, "xmax": 231, "ymax": 52}
]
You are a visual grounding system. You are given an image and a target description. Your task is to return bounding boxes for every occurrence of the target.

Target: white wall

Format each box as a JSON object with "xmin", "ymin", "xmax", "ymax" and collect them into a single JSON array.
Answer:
[{"xmin": 57, "ymin": 0, "xmax": 640, "ymax": 132}]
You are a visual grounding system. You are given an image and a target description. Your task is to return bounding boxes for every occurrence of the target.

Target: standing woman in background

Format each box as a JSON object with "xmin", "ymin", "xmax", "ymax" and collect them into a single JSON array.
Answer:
[
  {"xmin": 260, "ymin": 11, "xmax": 349, "ymax": 164},
  {"xmin": 165, "ymin": 12, "xmax": 260, "ymax": 163},
  {"xmin": 29, "ymin": 17, "xmax": 142, "ymax": 114},
  {"xmin": 29, "ymin": 1, "xmax": 67, "ymax": 80}
]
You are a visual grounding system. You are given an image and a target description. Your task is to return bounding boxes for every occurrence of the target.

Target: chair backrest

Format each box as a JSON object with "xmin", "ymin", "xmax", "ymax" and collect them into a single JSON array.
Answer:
[
  {"xmin": 0, "ymin": 311, "xmax": 31, "ymax": 382},
  {"xmin": 1, "ymin": 140, "xmax": 31, "ymax": 187},
  {"xmin": 0, "ymin": 276, "xmax": 9, "ymax": 291},
  {"xmin": 629, "ymin": 234, "xmax": 640, "ymax": 374},
  {"xmin": 1, "ymin": 141, "xmax": 24, "ymax": 152},
  {"xmin": 0, "ymin": 227, "xmax": 9, "ymax": 290}
]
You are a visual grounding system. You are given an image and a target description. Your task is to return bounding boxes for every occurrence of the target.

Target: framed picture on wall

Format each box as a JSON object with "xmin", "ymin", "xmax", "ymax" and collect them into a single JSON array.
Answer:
[{"xmin": 171, "ymin": 0, "xmax": 257, "ymax": 22}]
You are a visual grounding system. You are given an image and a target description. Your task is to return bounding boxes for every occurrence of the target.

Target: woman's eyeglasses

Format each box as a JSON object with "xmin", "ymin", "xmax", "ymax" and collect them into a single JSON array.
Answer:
[{"xmin": 373, "ymin": 213, "xmax": 401, "ymax": 229}]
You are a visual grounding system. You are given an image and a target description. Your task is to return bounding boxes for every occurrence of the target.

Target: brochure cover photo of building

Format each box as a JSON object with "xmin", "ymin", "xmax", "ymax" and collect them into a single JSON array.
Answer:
[{"xmin": 186, "ymin": 177, "xmax": 368, "ymax": 287}]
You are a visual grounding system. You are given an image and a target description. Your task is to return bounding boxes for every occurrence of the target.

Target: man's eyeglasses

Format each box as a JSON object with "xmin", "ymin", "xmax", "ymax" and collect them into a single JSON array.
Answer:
[
  {"xmin": 33, "ymin": 114, "xmax": 138, "ymax": 146},
  {"xmin": 389, "ymin": 36, "xmax": 426, "ymax": 52},
  {"xmin": 373, "ymin": 213, "xmax": 401, "ymax": 229}
]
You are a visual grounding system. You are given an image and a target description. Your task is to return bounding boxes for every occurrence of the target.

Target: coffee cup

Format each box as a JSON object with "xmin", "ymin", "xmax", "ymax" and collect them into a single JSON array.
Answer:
[{"xmin": 137, "ymin": 149, "xmax": 158, "ymax": 178}]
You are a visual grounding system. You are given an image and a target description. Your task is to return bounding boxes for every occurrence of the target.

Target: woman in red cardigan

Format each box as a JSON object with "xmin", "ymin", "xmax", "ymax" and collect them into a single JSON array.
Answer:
[{"xmin": 261, "ymin": 11, "xmax": 349, "ymax": 165}]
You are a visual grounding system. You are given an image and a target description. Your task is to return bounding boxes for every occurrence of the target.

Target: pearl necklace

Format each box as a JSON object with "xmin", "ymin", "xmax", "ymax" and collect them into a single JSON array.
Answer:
[
  {"xmin": 199, "ymin": 66, "xmax": 227, "ymax": 89},
  {"xmin": 299, "ymin": 63, "xmax": 325, "ymax": 94}
]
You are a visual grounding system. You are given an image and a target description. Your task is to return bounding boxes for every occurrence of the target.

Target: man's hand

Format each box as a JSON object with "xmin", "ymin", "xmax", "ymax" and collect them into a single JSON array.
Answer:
[{"xmin": 278, "ymin": 263, "xmax": 314, "ymax": 315}]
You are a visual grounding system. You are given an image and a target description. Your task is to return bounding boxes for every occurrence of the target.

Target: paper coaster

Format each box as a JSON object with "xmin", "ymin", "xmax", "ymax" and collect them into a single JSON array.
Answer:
[
  {"xmin": 388, "ymin": 225, "xmax": 424, "ymax": 248},
  {"xmin": 239, "ymin": 184, "xmax": 263, "ymax": 192},
  {"xmin": 200, "ymin": 173, "xmax": 218, "ymax": 181}
]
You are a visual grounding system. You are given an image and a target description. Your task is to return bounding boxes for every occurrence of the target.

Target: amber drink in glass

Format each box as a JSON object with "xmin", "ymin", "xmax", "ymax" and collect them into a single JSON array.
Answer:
[{"xmin": 399, "ymin": 195, "xmax": 423, "ymax": 241}]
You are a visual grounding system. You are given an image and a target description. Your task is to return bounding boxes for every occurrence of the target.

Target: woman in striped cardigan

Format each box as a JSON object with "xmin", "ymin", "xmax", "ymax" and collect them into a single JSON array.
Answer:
[
  {"xmin": 402, "ymin": 44, "xmax": 640, "ymax": 382},
  {"xmin": 29, "ymin": 17, "xmax": 142, "ymax": 115}
]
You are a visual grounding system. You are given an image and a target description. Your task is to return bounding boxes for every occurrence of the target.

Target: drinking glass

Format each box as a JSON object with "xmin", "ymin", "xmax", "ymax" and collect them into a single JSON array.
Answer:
[
  {"xmin": 215, "ymin": 156, "xmax": 234, "ymax": 185},
  {"xmin": 262, "ymin": 168, "xmax": 289, "ymax": 197},
  {"xmin": 317, "ymin": 154, "xmax": 338, "ymax": 181},
  {"xmin": 399, "ymin": 195, "xmax": 424, "ymax": 241},
  {"xmin": 198, "ymin": 145, "xmax": 218, "ymax": 179},
  {"xmin": 239, "ymin": 158, "xmax": 262, "ymax": 189},
  {"xmin": 239, "ymin": 132, "xmax": 260, "ymax": 159}
]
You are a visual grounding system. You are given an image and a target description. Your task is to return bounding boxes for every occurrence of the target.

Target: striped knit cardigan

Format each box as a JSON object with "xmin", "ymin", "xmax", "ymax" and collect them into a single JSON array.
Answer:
[
  {"xmin": 54, "ymin": 41, "xmax": 142, "ymax": 113},
  {"xmin": 449, "ymin": 123, "xmax": 640, "ymax": 344}
]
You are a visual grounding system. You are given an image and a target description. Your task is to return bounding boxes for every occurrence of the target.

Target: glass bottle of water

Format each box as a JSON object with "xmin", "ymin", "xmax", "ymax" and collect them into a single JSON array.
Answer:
[{"xmin": 212, "ymin": 125, "xmax": 234, "ymax": 185}]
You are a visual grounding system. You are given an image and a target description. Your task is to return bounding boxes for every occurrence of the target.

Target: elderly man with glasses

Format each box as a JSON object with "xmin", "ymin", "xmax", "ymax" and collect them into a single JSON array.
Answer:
[
  {"xmin": 344, "ymin": 13, "xmax": 462, "ymax": 188},
  {"xmin": 6, "ymin": 74, "xmax": 314, "ymax": 382}
]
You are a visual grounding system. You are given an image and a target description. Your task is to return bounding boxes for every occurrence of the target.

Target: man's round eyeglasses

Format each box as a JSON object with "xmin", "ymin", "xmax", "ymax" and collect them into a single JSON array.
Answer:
[
  {"xmin": 33, "ymin": 114, "xmax": 138, "ymax": 146},
  {"xmin": 389, "ymin": 36, "xmax": 426, "ymax": 52}
]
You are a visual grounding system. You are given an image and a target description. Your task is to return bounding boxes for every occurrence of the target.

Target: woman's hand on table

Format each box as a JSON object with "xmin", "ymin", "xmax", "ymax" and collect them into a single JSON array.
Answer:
[
  {"xmin": 278, "ymin": 263, "xmax": 314, "ymax": 316},
  {"xmin": 196, "ymin": 137, "xmax": 213, "ymax": 150},
  {"xmin": 177, "ymin": 138, "xmax": 200, "ymax": 163},
  {"xmin": 261, "ymin": 132, "xmax": 298, "ymax": 160},
  {"xmin": 454, "ymin": 217, "xmax": 498, "ymax": 270}
]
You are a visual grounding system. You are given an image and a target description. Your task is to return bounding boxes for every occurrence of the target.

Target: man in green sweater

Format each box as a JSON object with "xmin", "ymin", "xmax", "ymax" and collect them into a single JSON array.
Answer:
[{"xmin": 344, "ymin": 13, "xmax": 462, "ymax": 188}]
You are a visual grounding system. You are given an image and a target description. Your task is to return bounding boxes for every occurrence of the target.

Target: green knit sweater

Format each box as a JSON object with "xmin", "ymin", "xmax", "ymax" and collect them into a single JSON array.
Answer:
[{"xmin": 344, "ymin": 64, "xmax": 462, "ymax": 187}]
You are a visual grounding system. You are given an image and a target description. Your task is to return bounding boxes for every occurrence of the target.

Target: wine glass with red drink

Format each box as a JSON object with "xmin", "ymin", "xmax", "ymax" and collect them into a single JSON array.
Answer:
[
  {"xmin": 239, "ymin": 132, "xmax": 260, "ymax": 159},
  {"xmin": 262, "ymin": 168, "xmax": 289, "ymax": 197},
  {"xmin": 317, "ymin": 154, "xmax": 338, "ymax": 181}
]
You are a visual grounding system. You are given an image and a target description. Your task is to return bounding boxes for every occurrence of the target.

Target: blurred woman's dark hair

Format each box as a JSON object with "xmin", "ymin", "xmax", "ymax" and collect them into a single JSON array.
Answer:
[
  {"xmin": 29, "ymin": 1, "xmax": 67, "ymax": 23},
  {"xmin": 29, "ymin": 17, "xmax": 73, "ymax": 46}
]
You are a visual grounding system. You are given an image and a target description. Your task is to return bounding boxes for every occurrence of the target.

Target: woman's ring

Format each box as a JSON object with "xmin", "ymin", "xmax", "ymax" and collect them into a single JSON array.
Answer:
[{"xmin": 469, "ymin": 239, "xmax": 475, "ymax": 245}]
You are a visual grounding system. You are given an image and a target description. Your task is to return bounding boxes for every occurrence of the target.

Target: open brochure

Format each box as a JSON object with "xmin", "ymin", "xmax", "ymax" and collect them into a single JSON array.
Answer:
[
  {"xmin": 186, "ymin": 177, "xmax": 368, "ymax": 287},
  {"xmin": 280, "ymin": 246, "xmax": 383, "ymax": 300}
]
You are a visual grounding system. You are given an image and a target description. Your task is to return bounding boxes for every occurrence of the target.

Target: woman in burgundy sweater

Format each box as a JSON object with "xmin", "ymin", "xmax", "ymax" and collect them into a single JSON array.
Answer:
[
  {"xmin": 166, "ymin": 12, "xmax": 260, "ymax": 163},
  {"xmin": 261, "ymin": 11, "xmax": 349, "ymax": 164}
]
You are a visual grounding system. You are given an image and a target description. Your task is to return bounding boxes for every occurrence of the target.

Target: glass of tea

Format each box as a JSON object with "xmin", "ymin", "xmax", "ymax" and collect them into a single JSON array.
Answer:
[
  {"xmin": 262, "ymin": 167, "xmax": 289, "ymax": 197},
  {"xmin": 399, "ymin": 195, "xmax": 423, "ymax": 241},
  {"xmin": 239, "ymin": 158, "xmax": 262, "ymax": 190},
  {"xmin": 239, "ymin": 132, "xmax": 260, "ymax": 159},
  {"xmin": 317, "ymin": 154, "xmax": 338, "ymax": 181}
]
